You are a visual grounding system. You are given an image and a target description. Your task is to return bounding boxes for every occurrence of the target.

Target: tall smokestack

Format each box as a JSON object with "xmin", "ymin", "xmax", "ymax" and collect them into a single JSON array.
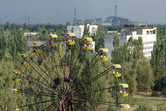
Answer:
[{"xmin": 114, "ymin": 5, "xmax": 118, "ymax": 16}]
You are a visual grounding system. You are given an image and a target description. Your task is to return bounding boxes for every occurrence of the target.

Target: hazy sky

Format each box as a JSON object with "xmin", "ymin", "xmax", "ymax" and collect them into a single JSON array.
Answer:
[{"xmin": 0, "ymin": 0, "xmax": 166, "ymax": 24}]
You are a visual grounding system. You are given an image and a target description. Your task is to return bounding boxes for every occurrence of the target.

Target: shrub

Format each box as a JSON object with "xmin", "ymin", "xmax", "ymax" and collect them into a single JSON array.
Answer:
[
  {"xmin": 151, "ymin": 91, "xmax": 160, "ymax": 97},
  {"xmin": 107, "ymin": 106, "xmax": 117, "ymax": 111},
  {"xmin": 162, "ymin": 87, "xmax": 166, "ymax": 96},
  {"xmin": 134, "ymin": 104, "xmax": 153, "ymax": 111}
]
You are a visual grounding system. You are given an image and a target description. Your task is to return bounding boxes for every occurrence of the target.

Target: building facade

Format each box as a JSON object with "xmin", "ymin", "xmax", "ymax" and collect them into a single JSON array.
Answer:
[
  {"xmin": 24, "ymin": 32, "xmax": 39, "ymax": 37},
  {"xmin": 104, "ymin": 25, "xmax": 157, "ymax": 59},
  {"xmin": 67, "ymin": 24, "xmax": 98, "ymax": 38}
]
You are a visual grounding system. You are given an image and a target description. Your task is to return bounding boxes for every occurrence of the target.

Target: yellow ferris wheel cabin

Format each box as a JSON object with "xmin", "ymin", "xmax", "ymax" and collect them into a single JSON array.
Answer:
[
  {"xmin": 32, "ymin": 41, "xmax": 42, "ymax": 46},
  {"xmin": 48, "ymin": 34, "xmax": 58, "ymax": 38},
  {"xmin": 20, "ymin": 54, "xmax": 29, "ymax": 58},
  {"xmin": 65, "ymin": 33, "xmax": 75, "ymax": 45},
  {"xmin": 98, "ymin": 48, "xmax": 109, "ymax": 61},
  {"xmin": 118, "ymin": 83, "xmax": 129, "ymax": 97},
  {"xmin": 82, "ymin": 37, "xmax": 93, "ymax": 50},
  {"xmin": 119, "ymin": 104, "xmax": 130, "ymax": 109}
]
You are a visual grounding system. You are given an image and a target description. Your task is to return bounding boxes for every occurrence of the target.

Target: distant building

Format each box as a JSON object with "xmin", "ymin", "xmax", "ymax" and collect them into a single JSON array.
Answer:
[
  {"xmin": 101, "ymin": 22, "xmax": 112, "ymax": 26},
  {"xmin": 95, "ymin": 18, "xmax": 103, "ymax": 25},
  {"xmin": 84, "ymin": 19, "xmax": 95, "ymax": 25},
  {"xmin": 67, "ymin": 24, "xmax": 98, "ymax": 38},
  {"xmin": 73, "ymin": 19, "xmax": 84, "ymax": 25},
  {"xmin": 67, "ymin": 25, "xmax": 84, "ymax": 38},
  {"xmin": 24, "ymin": 32, "xmax": 39, "ymax": 37},
  {"xmin": 104, "ymin": 16, "xmax": 130, "ymax": 26},
  {"xmin": 104, "ymin": 25, "xmax": 157, "ymax": 59},
  {"xmin": 88, "ymin": 25, "xmax": 98, "ymax": 34}
]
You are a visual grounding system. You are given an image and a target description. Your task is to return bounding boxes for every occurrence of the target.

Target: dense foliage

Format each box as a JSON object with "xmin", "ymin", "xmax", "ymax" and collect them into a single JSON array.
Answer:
[
  {"xmin": 0, "ymin": 23, "xmax": 166, "ymax": 110},
  {"xmin": 0, "ymin": 23, "xmax": 111, "ymax": 111},
  {"xmin": 110, "ymin": 25, "xmax": 166, "ymax": 96}
]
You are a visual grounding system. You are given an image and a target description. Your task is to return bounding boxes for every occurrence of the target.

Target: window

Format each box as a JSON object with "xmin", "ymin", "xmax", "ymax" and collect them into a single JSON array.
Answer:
[
  {"xmin": 143, "ymin": 46, "xmax": 153, "ymax": 50},
  {"xmin": 144, "ymin": 51, "xmax": 152, "ymax": 55},
  {"xmin": 153, "ymin": 30, "xmax": 156, "ymax": 34}
]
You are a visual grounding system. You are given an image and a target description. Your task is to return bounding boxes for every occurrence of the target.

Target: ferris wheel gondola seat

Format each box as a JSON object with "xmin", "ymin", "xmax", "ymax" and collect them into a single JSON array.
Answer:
[
  {"xmin": 98, "ymin": 56, "xmax": 109, "ymax": 61},
  {"xmin": 111, "ymin": 64, "xmax": 121, "ymax": 69},
  {"xmin": 48, "ymin": 34, "xmax": 58, "ymax": 38},
  {"xmin": 32, "ymin": 42, "xmax": 42, "ymax": 46},
  {"xmin": 32, "ymin": 49, "xmax": 42, "ymax": 54},
  {"xmin": 118, "ymin": 83, "xmax": 129, "ymax": 88},
  {"xmin": 119, "ymin": 104, "xmax": 130, "ymax": 109},
  {"xmin": 82, "ymin": 37, "xmax": 93, "ymax": 50},
  {"xmin": 98, "ymin": 48, "xmax": 109, "ymax": 61},
  {"xmin": 12, "ymin": 77, "xmax": 21, "ymax": 82},
  {"xmin": 110, "ymin": 70, "xmax": 121, "ymax": 77},
  {"xmin": 118, "ymin": 92, "xmax": 129, "ymax": 97},
  {"xmin": 82, "ymin": 44, "xmax": 93, "ymax": 50},
  {"xmin": 13, "ymin": 70, "xmax": 21, "ymax": 74},
  {"xmin": 20, "ymin": 54, "xmax": 29, "ymax": 58},
  {"xmin": 12, "ymin": 89, "xmax": 18, "ymax": 92},
  {"xmin": 98, "ymin": 48, "xmax": 109, "ymax": 53},
  {"xmin": 47, "ymin": 41, "xmax": 58, "ymax": 46},
  {"xmin": 65, "ymin": 33, "xmax": 75, "ymax": 37},
  {"xmin": 118, "ymin": 83, "xmax": 129, "ymax": 97},
  {"xmin": 20, "ymin": 62, "xmax": 29, "ymax": 66},
  {"xmin": 83, "ymin": 37, "xmax": 93, "ymax": 42},
  {"xmin": 65, "ymin": 40, "xmax": 75, "ymax": 45},
  {"xmin": 65, "ymin": 33, "xmax": 75, "ymax": 45}
]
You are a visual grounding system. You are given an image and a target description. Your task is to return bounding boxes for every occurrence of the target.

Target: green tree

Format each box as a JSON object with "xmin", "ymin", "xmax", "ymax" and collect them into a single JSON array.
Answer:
[
  {"xmin": 151, "ymin": 40, "xmax": 165, "ymax": 90},
  {"xmin": 83, "ymin": 24, "xmax": 89, "ymax": 37}
]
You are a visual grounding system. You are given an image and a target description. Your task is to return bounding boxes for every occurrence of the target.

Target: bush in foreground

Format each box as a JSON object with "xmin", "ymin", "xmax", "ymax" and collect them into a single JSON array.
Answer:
[{"xmin": 134, "ymin": 104, "xmax": 153, "ymax": 111}]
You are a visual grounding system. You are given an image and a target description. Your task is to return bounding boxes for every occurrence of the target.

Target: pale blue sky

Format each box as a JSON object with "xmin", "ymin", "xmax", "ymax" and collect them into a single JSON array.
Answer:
[{"xmin": 0, "ymin": 0, "xmax": 165, "ymax": 24}]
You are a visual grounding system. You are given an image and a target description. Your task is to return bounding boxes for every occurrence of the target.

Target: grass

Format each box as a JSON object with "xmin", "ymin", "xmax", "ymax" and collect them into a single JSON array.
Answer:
[
  {"xmin": 96, "ymin": 92, "xmax": 166, "ymax": 111},
  {"xmin": 125, "ymin": 92, "xmax": 166, "ymax": 111}
]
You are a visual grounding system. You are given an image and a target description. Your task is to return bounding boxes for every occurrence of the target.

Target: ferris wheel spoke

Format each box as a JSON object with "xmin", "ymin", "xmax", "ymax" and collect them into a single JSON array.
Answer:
[
  {"xmin": 19, "ymin": 74, "xmax": 54, "ymax": 93},
  {"xmin": 16, "ymin": 89, "xmax": 57, "ymax": 97},
  {"xmin": 73, "ymin": 98, "xmax": 115, "ymax": 106},
  {"xmin": 57, "ymin": 43, "xmax": 66, "ymax": 76},
  {"xmin": 42, "ymin": 102, "xmax": 57, "ymax": 111},
  {"xmin": 71, "ymin": 52, "xmax": 100, "ymax": 90},
  {"xmin": 37, "ymin": 52, "xmax": 55, "ymax": 78},
  {"xmin": 69, "ymin": 46, "xmax": 83, "ymax": 78},
  {"xmin": 16, "ymin": 71, "xmax": 51, "ymax": 89},
  {"xmin": 51, "ymin": 47, "xmax": 60, "ymax": 77},
  {"xmin": 84, "ymin": 59, "xmax": 99, "ymax": 77},
  {"xmin": 43, "ymin": 52, "xmax": 56, "ymax": 74},
  {"xmin": 71, "ymin": 67, "xmax": 114, "ymax": 94},
  {"xmin": 91, "ymin": 86, "xmax": 115, "ymax": 93},
  {"xmin": 72, "ymin": 50, "xmax": 87, "ymax": 83},
  {"xmin": 80, "ymin": 52, "xmax": 100, "ymax": 76},
  {"xmin": 28, "ymin": 57, "xmax": 54, "ymax": 81},
  {"xmin": 88, "ymin": 67, "xmax": 115, "ymax": 84},
  {"xmin": 26, "ymin": 59, "xmax": 52, "ymax": 87},
  {"xmin": 63, "ymin": 44, "xmax": 69, "ymax": 78},
  {"xmin": 52, "ymin": 105, "xmax": 58, "ymax": 111},
  {"xmin": 17, "ymin": 99, "xmax": 57, "ymax": 109}
]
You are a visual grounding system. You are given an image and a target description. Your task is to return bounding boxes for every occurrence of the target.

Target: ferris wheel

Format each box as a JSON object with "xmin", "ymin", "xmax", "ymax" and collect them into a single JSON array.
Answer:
[{"xmin": 12, "ymin": 33, "xmax": 130, "ymax": 111}]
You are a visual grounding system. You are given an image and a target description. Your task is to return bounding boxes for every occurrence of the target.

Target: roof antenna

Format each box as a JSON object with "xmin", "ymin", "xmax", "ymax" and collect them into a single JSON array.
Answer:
[
  {"xmin": 73, "ymin": 0, "xmax": 77, "ymax": 25},
  {"xmin": 73, "ymin": 6, "xmax": 76, "ymax": 25}
]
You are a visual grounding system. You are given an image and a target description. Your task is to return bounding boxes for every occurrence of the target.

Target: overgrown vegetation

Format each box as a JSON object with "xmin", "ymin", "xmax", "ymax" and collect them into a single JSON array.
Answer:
[{"xmin": 0, "ymin": 23, "xmax": 166, "ymax": 110}]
